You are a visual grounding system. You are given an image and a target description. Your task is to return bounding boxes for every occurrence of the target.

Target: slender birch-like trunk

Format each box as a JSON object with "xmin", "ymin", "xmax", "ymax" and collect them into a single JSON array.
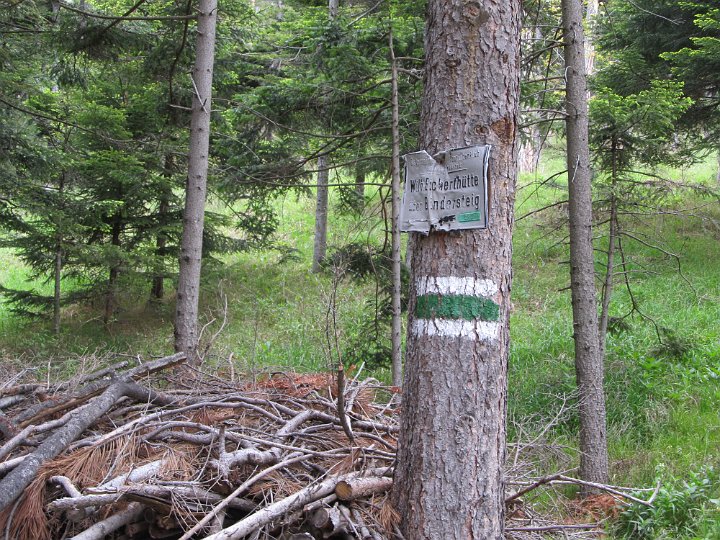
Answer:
[
  {"xmin": 311, "ymin": 0, "xmax": 339, "ymax": 273},
  {"xmin": 53, "ymin": 172, "xmax": 65, "ymax": 335},
  {"xmin": 389, "ymin": 31, "xmax": 402, "ymax": 388},
  {"xmin": 151, "ymin": 155, "xmax": 174, "ymax": 300},
  {"xmin": 174, "ymin": 0, "xmax": 217, "ymax": 363},
  {"xmin": 392, "ymin": 1, "xmax": 521, "ymax": 537},
  {"xmin": 312, "ymin": 154, "xmax": 329, "ymax": 273},
  {"xmin": 562, "ymin": 0, "xmax": 609, "ymax": 488},
  {"xmin": 104, "ymin": 216, "xmax": 122, "ymax": 326}
]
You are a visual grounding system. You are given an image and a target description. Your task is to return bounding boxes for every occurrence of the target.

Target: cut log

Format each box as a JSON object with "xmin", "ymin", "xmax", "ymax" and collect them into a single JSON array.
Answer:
[
  {"xmin": 335, "ymin": 476, "xmax": 392, "ymax": 501},
  {"xmin": 311, "ymin": 505, "xmax": 350, "ymax": 537}
]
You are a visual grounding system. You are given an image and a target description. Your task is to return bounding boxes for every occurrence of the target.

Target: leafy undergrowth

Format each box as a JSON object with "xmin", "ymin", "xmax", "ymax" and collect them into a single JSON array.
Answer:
[
  {"xmin": 1, "ymin": 158, "xmax": 719, "ymax": 536},
  {"xmin": 614, "ymin": 468, "xmax": 720, "ymax": 539}
]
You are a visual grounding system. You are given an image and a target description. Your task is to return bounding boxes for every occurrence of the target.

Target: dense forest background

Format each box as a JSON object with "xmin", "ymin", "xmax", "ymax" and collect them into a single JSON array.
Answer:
[{"xmin": 1, "ymin": 0, "xmax": 719, "ymax": 538}]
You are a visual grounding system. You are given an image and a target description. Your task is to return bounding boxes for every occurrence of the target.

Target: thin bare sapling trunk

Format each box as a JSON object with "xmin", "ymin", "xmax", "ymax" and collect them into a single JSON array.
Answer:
[
  {"xmin": 392, "ymin": 1, "xmax": 521, "ymax": 537},
  {"xmin": 103, "ymin": 215, "xmax": 122, "ymax": 326},
  {"xmin": 389, "ymin": 31, "xmax": 402, "ymax": 388},
  {"xmin": 312, "ymin": 154, "xmax": 329, "ymax": 273},
  {"xmin": 53, "ymin": 172, "xmax": 66, "ymax": 335},
  {"xmin": 174, "ymin": 0, "xmax": 217, "ymax": 363},
  {"xmin": 54, "ymin": 245, "xmax": 62, "ymax": 334},
  {"xmin": 599, "ymin": 138, "xmax": 619, "ymax": 356},
  {"xmin": 562, "ymin": 0, "xmax": 609, "ymax": 488},
  {"xmin": 585, "ymin": 0, "xmax": 599, "ymax": 77},
  {"xmin": 355, "ymin": 167, "xmax": 365, "ymax": 199},
  {"xmin": 151, "ymin": 155, "xmax": 174, "ymax": 300}
]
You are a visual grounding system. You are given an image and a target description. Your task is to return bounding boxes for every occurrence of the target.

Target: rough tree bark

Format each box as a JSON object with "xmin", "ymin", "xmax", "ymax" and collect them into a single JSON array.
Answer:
[
  {"xmin": 389, "ymin": 31, "xmax": 402, "ymax": 388},
  {"xmin": 391, "ymin": 1, "xmax": 521, "ymax": 538},
  {"xmin": 174, "ymin": 0, "xmax": 217, "ymax": 362},
  {"xmin": 561, "ymin": 0, "xmax": 609, "ymax": 488}
]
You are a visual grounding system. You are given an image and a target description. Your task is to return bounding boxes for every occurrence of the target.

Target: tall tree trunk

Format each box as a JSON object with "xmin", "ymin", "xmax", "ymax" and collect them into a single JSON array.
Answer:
[
  {"xmin": 104, "ymin": 216, "xmax": 122, "ymax": 326},
  {"xmin": 312, "ymin": 154, "xmax": 329, "ymax": 273},
  {"xmin": 562, "ymin": 0, "xmax": 609, "ymax": 489},
  {"xmin": 518, "ymin": 124, "xmax": 541, "ymax": 173},
  {"xmin": 151, "ymin": 155, "xmax": 174, "ymax": 301},
  {"xmin": 518, "ymin": 26, "xmax": 544, "ymax": 173},
  {"xmin": 174, "ymin": 0, "xmax": 217, "ymax": 363},
  {"xmin": 311, "ymin": 0, "xmax": 339, "ymax": 273},
  {"xmin": 391, "ymin": 1, "xmax": 521, "ymax": 538},
  {"xmin": 151, "ymin": 196, "xmax": 169, "ymax": 300},
  {"xmin": 585, "ymin": 0, "xmax": 599, "ymax": 76},
  {"xmin": 355, "ymin": 167, "xmax": 365, "ymax": 200},
  {"xmin": 389, "ymin": 31, "xmax": 402, "ymax": 388},
  {"xmin": 54, "ymin": 246, "xmax": 62, "ymax": 334},
  {"xmin": 53, "ymin": 172, "xmax": 65, "ymax": 335}
]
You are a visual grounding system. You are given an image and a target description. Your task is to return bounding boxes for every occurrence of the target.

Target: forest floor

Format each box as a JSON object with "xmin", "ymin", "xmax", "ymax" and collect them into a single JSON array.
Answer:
[{"xmin": 1, "ymin": 149, "xmax": 719, "ymax": 538}]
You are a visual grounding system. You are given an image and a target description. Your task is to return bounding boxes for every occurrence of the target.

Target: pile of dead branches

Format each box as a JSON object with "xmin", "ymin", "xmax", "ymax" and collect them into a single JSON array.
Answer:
[
  {"xmin": 0, "ymin": 353, "xmax": 653, "ymax": 539},
  {"xmin": 0, "ymin": 355, "xmax": 397, "ymax": 540}
]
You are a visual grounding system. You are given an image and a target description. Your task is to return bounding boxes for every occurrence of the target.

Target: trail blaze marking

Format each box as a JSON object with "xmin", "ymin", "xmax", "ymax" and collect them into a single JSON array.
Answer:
[
  {"xmin": 413, "ymin": 276, "xmax": 500, "ymax": 341},
  {"xmin": 416, "ymin": 294, "xmax": 499, "ymax": 321},
  {"xmin": 415, "ymin": 276, "xmax": 498, "ymax": 297},
  {"xmin": 412, "ymin": 319, "xmax": 500, "ymax": 341}
]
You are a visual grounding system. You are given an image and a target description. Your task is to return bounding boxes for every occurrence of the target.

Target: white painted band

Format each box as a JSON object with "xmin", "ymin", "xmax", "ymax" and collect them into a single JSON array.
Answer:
[
  {"xmin": 412, "ymin": 319, "xmax": 500, "ymax": 341},
  {"xmin": 415, "ymin": 276, "xmax": 498, "ymax": 298}
]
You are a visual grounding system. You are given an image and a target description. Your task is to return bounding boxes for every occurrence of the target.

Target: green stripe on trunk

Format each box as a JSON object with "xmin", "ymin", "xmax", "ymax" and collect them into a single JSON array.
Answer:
[{"xmin": 416, "ymin": 294, "xmax": 499, "ymax": 321}]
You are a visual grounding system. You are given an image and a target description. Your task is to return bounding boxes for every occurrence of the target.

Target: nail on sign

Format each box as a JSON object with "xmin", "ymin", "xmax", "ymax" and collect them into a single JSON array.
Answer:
[{"xmin": 400, "ymin": 145, "xmax": 491, "ymax": 234}]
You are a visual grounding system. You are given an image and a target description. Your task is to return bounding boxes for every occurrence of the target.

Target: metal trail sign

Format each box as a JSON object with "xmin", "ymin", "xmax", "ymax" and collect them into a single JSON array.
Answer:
[{"xmin": 399, "ymin": 145, "xmax": 491, "ymax": 234}]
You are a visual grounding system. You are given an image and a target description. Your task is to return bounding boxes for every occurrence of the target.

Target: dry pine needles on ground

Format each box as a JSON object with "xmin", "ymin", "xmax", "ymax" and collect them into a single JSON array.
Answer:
[{"xmin": 0, "ymin": 354, "xmax": 650, "ymax": 539}]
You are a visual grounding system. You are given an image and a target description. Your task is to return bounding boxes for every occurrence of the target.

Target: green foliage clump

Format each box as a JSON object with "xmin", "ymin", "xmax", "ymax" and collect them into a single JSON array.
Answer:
[
  {"xmin": 325, "ymin": 242, "xmax": 408, "ymax": 370},
  {"xmin": 614, "ymin": 467, "xmax": 720, "ymax": 539}
]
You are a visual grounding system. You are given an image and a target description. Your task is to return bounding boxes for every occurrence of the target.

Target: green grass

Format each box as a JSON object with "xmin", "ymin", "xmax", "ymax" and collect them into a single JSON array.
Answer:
[{"xmin": 2, "ymin": 153, "xmax": 719, "ymax": 535}]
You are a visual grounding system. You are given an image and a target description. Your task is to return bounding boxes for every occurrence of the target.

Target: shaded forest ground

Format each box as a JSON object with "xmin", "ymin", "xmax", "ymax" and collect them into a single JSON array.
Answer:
[{"xmin": 1, "ymin": 149, "xmax": 719, "ymax": 537}]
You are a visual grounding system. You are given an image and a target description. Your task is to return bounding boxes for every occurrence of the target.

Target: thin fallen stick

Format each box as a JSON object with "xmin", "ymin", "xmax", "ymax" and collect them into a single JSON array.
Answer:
[
  {"xmin": 0, "ymin": 380, "xmax": 178, "ymax": 512},
  {"xmin": 213, "ymin": 409, "xmax": 319, "ymax": 476},
  {"xmin": 177, "ymin": 452, "xmax": 308, "ymax": 540},
  {"xmin": 16, "ymin": 353, "xmax": 185, "ymax": 427},
  {"xmin": 505, "ymin": 523, "xmax": 600, "ymax": 532},
  {"xmin": 0, "ymin": 456, "xmax": 26, "ymax": 476},
  {"xmin": 0, "ymin": 416, "xmax": 68, "ymax": 461},
  {"xmin": 202, "ymin": 468, "xmax": 393, "ymax": 540},
  {"xmin": 49, "ymin": 475, "xmax": 82, "ymax": 498},
  {"xmin": 49, "ymin": 485, "xmax": 256, "ymax": 513},
  {"xmin": 68, "ymin": 501, "xmax": 144, "ymax": 540},
  {"xmin": 556, "ymin": 475, "xmax": 654, "ymax": 507},
  {"xmin": 506, "ymin": 473, "xmax": 654, "ymax": 507},
  {"xmin": 505, "ymin": 473, "xmax": 563, "ymax": 503}
]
